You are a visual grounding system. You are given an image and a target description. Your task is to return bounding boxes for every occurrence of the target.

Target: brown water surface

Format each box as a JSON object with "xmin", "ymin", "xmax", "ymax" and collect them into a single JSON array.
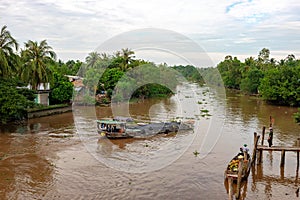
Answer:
[{"xmin": 0, "ymin": 86, "xmax": 299, "ymax": 199}]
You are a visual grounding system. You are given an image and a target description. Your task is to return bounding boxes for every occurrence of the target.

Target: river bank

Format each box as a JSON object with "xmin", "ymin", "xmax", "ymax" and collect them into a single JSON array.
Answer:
[{"xmin": 27, "ymin": 104, "xmax": 72, "ymax": 119}]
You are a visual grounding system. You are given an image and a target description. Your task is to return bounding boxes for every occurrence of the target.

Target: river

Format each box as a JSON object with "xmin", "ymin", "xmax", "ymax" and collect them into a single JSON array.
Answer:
[{"xmin": 0, "ymin": 84, "xmax": 299, "ymax": 200}]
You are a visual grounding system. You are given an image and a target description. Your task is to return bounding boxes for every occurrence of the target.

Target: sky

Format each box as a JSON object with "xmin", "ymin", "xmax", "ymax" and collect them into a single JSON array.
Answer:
[{"xmin": 1, "ymin": 0, "xmax": 300, "ymax": 66}]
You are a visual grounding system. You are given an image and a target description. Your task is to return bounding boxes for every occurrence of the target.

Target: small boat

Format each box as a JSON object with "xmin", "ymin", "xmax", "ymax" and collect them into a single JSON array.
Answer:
[{"xmin": 224, "ymin": 152, "xmax": 251, "ymax": 180}]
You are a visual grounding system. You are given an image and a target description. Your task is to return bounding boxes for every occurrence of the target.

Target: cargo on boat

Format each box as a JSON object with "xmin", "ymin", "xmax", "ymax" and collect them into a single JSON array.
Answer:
[{"xmin": 224, "ymin": 150, "xmax": 251, "ymax": 181}]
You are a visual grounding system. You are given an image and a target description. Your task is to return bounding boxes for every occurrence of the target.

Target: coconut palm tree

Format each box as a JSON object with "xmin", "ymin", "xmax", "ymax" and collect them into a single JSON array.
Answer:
[
  {"xmin": 86, "ymin": 51, "xmax": 100, "ymax": 69},
  {"xmin": 119, "ymin": 48, "xmax": 135, "ymax": 71},
  {"xmin": 0, "ymin": 25, "xmax": 19, "ymax": 77},
  {"xmin": 21, "ymin": 40, "xmax": 56, "ymax": 90}
]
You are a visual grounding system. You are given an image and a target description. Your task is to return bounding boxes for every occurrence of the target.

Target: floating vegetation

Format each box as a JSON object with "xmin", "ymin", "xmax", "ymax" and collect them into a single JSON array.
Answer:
[
  {"xmin": 185, "ymin": 96, "xmax": 192, "ymax": 98},
  {"xmin": 200, "ymin": 109, "xmax": 209, "ymax": 113},
  {"xmin": 185, "ymin": 117, "xmax": 195, "ymax": 120},
  {"xmin": 197, "ymin": 101, "xmax": 203, "ymax": 104},
  {"xmin": 193, "ymin": 150, "xmax": 199, "ymax": 157}
]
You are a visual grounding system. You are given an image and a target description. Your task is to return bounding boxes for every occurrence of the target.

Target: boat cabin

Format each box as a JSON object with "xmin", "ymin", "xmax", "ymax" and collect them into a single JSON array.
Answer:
[{"xmin": 96, "ymin": 120, "xmax": 128, "ymax": 138}]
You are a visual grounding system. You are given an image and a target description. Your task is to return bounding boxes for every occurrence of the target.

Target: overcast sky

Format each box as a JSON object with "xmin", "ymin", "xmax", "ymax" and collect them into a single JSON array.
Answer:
[{"xmin": 1, "ymin": 0, "xmax": 300, "ymax": 66}]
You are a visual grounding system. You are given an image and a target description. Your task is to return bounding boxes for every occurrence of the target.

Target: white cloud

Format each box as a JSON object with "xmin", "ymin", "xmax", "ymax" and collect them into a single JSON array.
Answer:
[{"xmin": 0, "ymin": 0, "xmax": 300, "ymax": 64}]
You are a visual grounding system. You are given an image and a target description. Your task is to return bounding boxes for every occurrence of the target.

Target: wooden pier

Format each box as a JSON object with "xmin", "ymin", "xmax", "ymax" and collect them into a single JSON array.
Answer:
[
  {"xmin": 226, "ymin": 120, "xmax": 299, "ymax": 200},
  {"xmin": 254, "ymin": 127, "xmax": 300, "ymax": 171},
  {"xmin": 250, "ymin": 128, "xmax": 300, "ymax": 199}
]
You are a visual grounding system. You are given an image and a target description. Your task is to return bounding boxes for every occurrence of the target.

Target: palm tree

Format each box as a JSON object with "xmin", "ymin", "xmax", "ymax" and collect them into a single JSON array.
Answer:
[
  {"xmin": 0, "ymin": 25, "xmax": 19, "ymax": 77},
  {"xmin": 21, "ymin": 40, "xmax": 56, "ymax": 90},
  {"xmin": 119, "ymin": 48, "xmax": 135, "ymax": 71},
  {"xmin": 86, "ymin": 51, "xmax": 100, "ymax": 68}
]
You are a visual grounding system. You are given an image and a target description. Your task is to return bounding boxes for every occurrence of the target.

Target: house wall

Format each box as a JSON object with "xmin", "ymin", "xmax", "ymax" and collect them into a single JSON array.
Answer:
[{"xmin": 38, "ymin": 93, "xmax": 49, "ymax": 106}]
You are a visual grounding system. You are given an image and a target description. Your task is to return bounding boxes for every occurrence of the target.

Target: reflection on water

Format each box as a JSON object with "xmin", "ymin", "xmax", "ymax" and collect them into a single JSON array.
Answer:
[
  {"xmin": 0, "ymin": 85, "xmax": 300, "ymax": 199},
  {"xmin": 224, "ymin": 178, "xmax": 249, "ymax": 200}
]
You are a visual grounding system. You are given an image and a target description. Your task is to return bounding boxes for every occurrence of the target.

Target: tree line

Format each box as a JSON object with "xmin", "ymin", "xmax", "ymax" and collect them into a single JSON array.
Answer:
[
  {"xmin": 1, "ymin": 24, "xmax": 299, "ymax": 123},
  {"xmin": 0, "ymin": 25, "xmax": 175, "ymax": 123},
  {"xmin": 214, "ymin": 48, "xmax": 300, "ymax": 107},
  {"xmin": 77, "ymin": 49, "xmax": 176, "ymax": 104},
  {"xmin": 0, "ymin": 25, "xmax": 82, "ymax": 123}
]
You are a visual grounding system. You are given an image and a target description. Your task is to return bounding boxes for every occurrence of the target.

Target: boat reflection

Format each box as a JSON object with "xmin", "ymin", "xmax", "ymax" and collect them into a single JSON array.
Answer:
[{"xmin": 224, "ymin": 178, "xmax": 248, "ymax": 200}]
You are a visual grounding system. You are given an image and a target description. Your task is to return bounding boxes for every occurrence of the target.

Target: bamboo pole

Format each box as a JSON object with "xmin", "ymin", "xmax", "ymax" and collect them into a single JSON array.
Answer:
[
  {"xmin": 297, "ymin": 151, "xmax": 299, "ymax": 172},
  {"xmin": 257, "ymin": 148, "xmax": 263, "ymax": 164},
  {"xmin": 280, "ymin": 150, "xmax": 286, "ymax": 168},
  {"xmin": 261, "ymin": 126, "xmax": 266, "ymax": 146},
  {"xmin": 252, "ymin": 132, "xmax": 260, "ymax": 166},
  {"xmin": 253, "ymin": 132, "xmax": 257, "ymax": 146},
  {"xmin": 236, "ymin": 157, "xmax": 244, "ymax": 199},
  {"xmin": 256, "ymin": 131, "xmax": 263, "ymax": 164},
  {"xmin": 257, "ymin": 127, "xmax": 266, "ymax": 165}
]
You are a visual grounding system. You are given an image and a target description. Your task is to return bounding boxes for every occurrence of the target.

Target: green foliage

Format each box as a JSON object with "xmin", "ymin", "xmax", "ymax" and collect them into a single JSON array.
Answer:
[
  {"xmin": 132, "ymin": 84, "xmax": 173, "ymax": 99},
  {"xmin": 217, "ymin": 56, "xmax": 243, "ymax": 89},
  {"xmin": 49, "ymin": 59, "xmax": 82, "ymax": 76},
  {"xmin": 215, "ymin": 48, "xmax": 300, "ymax": 106},
  {"xmin": 49, "ymin": 73, "xmax": 73, "ymax": 104},
  {"xmin": 21, "ymin": 40, "xmax": 56, "ymax": 90},
  {"xmin": 240, "ymin": 68, "xmax": 263, "ymax": 94},
  {"xmin": 294, "ymin": 108, "xmax": 300, "ymax": 123},
  {"xmin": 112, "ymin": 64, "xmax": 177, "ymax": 102},
  {"xmin": 0, "ymin": 25, "xmax": 19, "ymax": 77},
  {"xmin": 199, "ymin": 67, "xmax": 224, "ymax": 87},
  {"xmin": 82, "ymin": 94, "xmax": 96, "ymax": 105},
  {"xmin": 259, "ymin": 65, "xmax": 300, "ymax": 106},
  {"xmin": 0, "ymin": 78, "xmax": 35, "ymax": 123},
  {"xmin": 99, "ymin": 68, "xmax": 124, "ymax": 94},
  {"xmin": 172, "ymin": 65, "xmax": 204, "ymax": 84}
]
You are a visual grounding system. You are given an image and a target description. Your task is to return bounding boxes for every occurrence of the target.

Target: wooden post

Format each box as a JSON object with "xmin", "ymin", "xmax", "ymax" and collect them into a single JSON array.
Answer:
[
  {"xmin": 236, "ymin": 157, "xmax": 244, "ymax": 199},
  {"xmin": 261, "ymin": 126, "xmax": 266, "ymax": 146},
  {"xmin": 280, "ymin": 165, "xmax": 284, "ymax": 179},
  {"xmin": 297, "ymin": 151, "xmax": 299, "ymax": 172},
  {"xmin": 257, "ymin": 149, "xmax": 263, "ymax": 164},
  {"xmin": 280, "ymin": 150, "xmax": 285, "ymax": 168},
  {"xmin": 252, "ymin": 132, "xmax": 260, "ymax": 166},
  {"xmin": 257, "ymin": 127, "xmax": 265, "ymax": 165},
  {"xmin": 228, "ymin": 178, "xmax": 233, "ymax": 200},
  {"xmin": 253, "ymin": 132, "xmax": 257, "ymax": 145}
]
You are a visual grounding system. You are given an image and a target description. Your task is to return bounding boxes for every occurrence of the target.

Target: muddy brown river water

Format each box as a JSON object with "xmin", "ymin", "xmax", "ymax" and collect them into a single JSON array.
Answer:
[{"xmin": 0, "ymin": 84, "xmax": 299, "ymax": 200}]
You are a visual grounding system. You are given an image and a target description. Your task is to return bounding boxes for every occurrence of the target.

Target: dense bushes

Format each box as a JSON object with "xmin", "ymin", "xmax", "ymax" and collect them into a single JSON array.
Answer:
[
  {"xmin": 0, "ymin": 79, "xmax": 35, "ymax": 123},
  {"xmin": 216, "ymin": 49, "xmax": 300, "ymax": 106}
]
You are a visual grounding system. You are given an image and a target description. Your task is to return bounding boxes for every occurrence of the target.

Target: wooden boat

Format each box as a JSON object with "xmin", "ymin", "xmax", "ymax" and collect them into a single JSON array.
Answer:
[
  {"xmin": 96, "ymin": 119, "xmax": 186, "ymax": 139},
  {"xmin": 224, "ymin": 152, "xmax": 251, "ymax": 180}
]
